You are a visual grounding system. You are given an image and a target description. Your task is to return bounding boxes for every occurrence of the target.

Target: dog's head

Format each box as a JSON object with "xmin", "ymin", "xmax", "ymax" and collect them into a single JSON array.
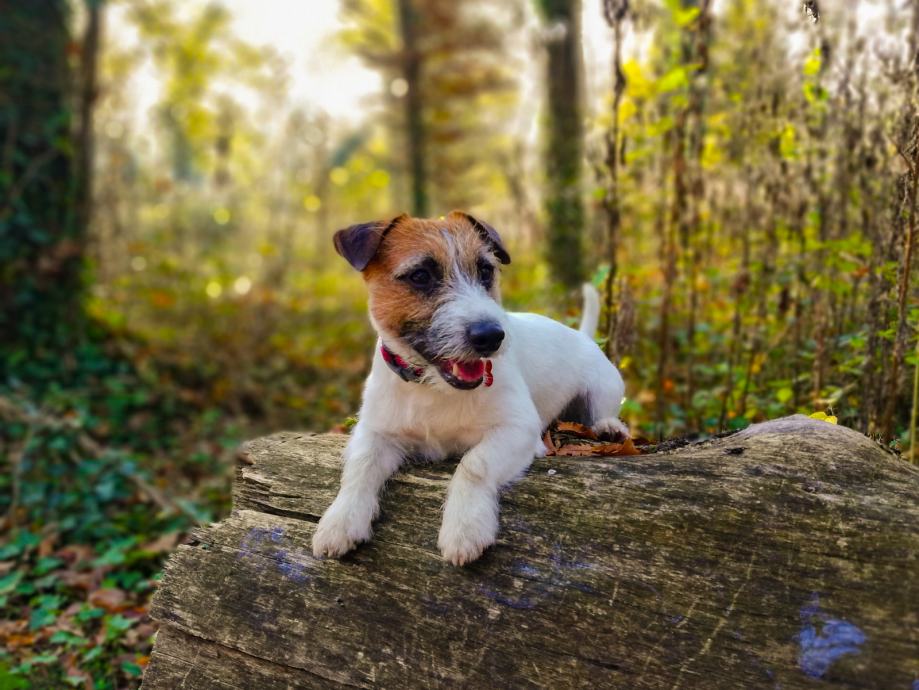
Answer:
[{"xmin": 334, "ymin": 212, "xmax": 511, "ymax": 390}]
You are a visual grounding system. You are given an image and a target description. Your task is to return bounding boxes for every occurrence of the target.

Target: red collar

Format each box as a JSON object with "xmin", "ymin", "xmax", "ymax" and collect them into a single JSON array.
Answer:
[
  {"xmin": 380, "ymin": 343, "xmax": 494, "ymax": 387},
  {"xmin": 380, "ymin": 343, "xmax": 426, "ymax": 383}
]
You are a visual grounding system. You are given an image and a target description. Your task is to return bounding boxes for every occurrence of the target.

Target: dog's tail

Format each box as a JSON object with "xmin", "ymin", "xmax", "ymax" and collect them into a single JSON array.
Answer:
[{"xmin": 579, "ymin": 283, "xmax": 601, "ymax": 337}]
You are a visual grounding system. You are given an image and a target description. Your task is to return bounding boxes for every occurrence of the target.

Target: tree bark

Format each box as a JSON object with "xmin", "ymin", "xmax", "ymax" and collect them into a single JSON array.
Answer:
[
  {"xmin": 143, "ymin": 416, "xmax": 918, "ymax": 689},
  {"xmin": 539, "ymin": 0, "xmax": 586, "ymax": 290},
  {"xmin": 0, "ymin": 0, "xmax": 81, "ymax": 354},
  {"xmin": 397, "ymin": 0, "xmax": 428, "ymax": 217},
  {"xmin": 76, "ymin": 0, "xmax": 102, "ymax": 238},
  {"xmin": 600, "ymin": 0, "xmax": 629, "ymax": 360}
]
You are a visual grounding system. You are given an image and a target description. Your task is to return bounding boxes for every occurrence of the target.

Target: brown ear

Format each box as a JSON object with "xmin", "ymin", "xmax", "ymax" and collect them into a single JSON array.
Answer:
[
  {"xmin": 333, "ymin": 215, "xmax": 406, "ymax": 271},
  {"xmin": 450, "ymin": 211, "xmax": 511, "ymax": 265}
]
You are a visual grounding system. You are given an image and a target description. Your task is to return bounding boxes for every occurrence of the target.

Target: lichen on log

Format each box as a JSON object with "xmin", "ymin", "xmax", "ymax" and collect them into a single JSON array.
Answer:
[{"xmin": 142, "ymin": 416, "xmax": 919, "ymax": 689}]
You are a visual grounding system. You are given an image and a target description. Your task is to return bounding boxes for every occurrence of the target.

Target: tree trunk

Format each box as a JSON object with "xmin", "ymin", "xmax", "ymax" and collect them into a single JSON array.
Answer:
[
  {"xmin": 539, "ymin": 0, "xmax": 586, "ymax": 290},
  {"xmin": 143, "ymin": 416, "xmax": 918, "ymax": 689},
  {"xmin": 397, "ymin": 0, "xmax": 428, "ymax": 217},
  {"xmin": 0, "ymin": 0, "xmax": 81, "ymax": 356},
  {"xmin": 600, "ymin": 0, "xmax": 629, "ymax": 361},
  {"xmin": 76, "ymin": 0, "xmax": 102, "ymax": 238}
]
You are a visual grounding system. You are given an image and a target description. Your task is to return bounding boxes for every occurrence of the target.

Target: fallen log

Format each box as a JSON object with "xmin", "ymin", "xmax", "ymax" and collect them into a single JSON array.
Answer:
[{"xmin": 142, "ymin": 416, "xmax": 918, "ymax": 689}]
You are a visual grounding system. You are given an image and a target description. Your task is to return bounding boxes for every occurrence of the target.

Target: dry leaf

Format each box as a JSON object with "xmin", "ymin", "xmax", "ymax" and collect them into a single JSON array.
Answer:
[
  {"xmin": 89, "ymin": 587, "xmax": 127, "ymax": 612},
  {"xmin": 4, "ymin": 633, "xmax": 36, "ymax": 649},
  {"xmin": 554, "ymin": 437, "xmax": 641, "ymax": 457},
  {"xmin": 542, "ymin": 429, "xmax": 557, "ymax": 456},
  {"xmin": 59, "ymin": 570, "xmax": 96, "ymax": 592},
  {"xmin": 140, "ymin": 532, "xmax": 180, "ymax": 554},
  {"xmin": 555, "ymin": 421, "xmax": 598, "ymax": 440},
  {"xmin": 38, "ymin": 533, "xmax": 58, "ymax": 558},
  {"xmin": 0, "ymin": 619, "xmax": 27, "ymax": 638},
  {"xmin": 56, "ymin": 544, "xmax": 95, "ymax": 565}
]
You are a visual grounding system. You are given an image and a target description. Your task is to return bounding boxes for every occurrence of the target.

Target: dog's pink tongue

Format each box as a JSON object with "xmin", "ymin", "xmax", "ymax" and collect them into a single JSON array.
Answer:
[{"xmin": 450, "ymin": 359, "xmax": 485, "ymax": 381}]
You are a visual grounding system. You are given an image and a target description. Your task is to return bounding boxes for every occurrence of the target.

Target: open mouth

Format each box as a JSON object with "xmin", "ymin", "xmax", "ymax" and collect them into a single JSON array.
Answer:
[{"xmin": 434, "ymin": 358, "xmax": 493, "ymax": 390}]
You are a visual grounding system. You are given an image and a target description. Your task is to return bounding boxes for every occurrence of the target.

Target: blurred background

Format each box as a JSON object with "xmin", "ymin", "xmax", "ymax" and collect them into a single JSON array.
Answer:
[{"xmin": 1, "ymin": 0, "xmax": 917, "ymax": 686}]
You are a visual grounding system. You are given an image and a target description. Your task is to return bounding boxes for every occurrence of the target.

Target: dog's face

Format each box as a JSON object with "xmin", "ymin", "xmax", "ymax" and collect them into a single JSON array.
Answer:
[{"xmin": 334, "ymin": 212, "xmax": 511, "ymax": 390}]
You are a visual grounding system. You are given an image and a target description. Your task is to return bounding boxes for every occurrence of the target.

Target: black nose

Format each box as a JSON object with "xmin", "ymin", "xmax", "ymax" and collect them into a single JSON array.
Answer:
[{"xmin": 467, "ymin": 321, "xmax": 505, "ymax": 356}]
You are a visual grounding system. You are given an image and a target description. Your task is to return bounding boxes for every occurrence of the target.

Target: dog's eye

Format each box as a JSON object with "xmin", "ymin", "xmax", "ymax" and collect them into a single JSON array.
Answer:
[
  {"xmin": 478, "ymin": 262, "xmax": 495, "ymax": 288},
  {"xmin": 408, "ymin": 268, "xmax": 433, "ymax": 289}
]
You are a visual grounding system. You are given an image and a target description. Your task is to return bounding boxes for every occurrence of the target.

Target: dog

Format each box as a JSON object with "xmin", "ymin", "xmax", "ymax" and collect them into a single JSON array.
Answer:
[{"xmin": 312, "ymin": 212, "xmax": 627, "ymax": 565}]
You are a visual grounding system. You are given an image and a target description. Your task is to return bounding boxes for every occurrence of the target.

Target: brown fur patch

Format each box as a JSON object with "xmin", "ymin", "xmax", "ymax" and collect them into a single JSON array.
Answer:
[{"xmin": 362, "ymin": 214, "xmax": 500, "ymax": 341}]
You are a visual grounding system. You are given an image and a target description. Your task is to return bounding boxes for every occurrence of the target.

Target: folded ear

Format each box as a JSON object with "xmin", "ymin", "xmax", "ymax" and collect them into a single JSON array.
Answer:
[
  {"xmin": 333, "ymin": 214, "xmax": 406, "ymax": 271},
  {"xmin": 450, "ymin": 211, "xmax": 511, "ymax": 265}
]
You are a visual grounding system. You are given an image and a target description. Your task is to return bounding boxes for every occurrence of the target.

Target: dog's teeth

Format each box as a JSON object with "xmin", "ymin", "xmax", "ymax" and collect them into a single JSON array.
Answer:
[{"xmin": 452, "ymin": 363, "xmax": 461, "ymax": 378}]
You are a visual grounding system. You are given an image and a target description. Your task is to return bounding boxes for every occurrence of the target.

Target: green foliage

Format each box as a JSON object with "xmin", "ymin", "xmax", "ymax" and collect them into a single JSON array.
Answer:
[
  {"xmin": 590, "ymin": 0, "xmax": 917, "ymax": 439},
  {"xmin": 0, "ymin": 0, "xmax": 85, "ymax": 354},
  {"xmin": 0, "ymin": 327, "xmax": 236, "ymax": 687}
]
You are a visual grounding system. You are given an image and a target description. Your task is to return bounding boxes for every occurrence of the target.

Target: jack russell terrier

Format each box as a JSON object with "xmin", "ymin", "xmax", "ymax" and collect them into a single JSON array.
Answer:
[{"xmin": 312, "ymin": 212, "xmax": 627, "ymax": 565}]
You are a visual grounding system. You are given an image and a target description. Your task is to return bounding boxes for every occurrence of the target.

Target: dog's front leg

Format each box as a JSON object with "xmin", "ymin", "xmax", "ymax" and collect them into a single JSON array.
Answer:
[
  {"xmin": 312, "ymin": 425, "xmax": 403, "ymax": 558},
  {"xmin": 438, "ymin": 423, "xmax": 539, "ymax": 566}
]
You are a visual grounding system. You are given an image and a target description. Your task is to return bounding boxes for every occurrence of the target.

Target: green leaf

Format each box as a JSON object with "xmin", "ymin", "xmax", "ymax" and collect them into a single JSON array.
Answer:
[
  {"xmin": 28, "ymin": 607, "xmax": 57, "ymax": 631},
  {"xmin": 658, "ymin": 66, "xmax": 689, "ymax": 94},
  {"xmin": 29, "ymin": 654, "xmax": 58, "ymax": 665},
  {"xmin": 121, "ymin": 661, "xmax": 143, "ymax": 677},
  {"xmin": 81, "ymin": 646, "xmax": 103, "ymax": 663},
  {"xmin": 0, "ymin": 573, "xmax": 23, "ymax": 596},
  {"xmin": 0, "ymin": 664, "xmax": 29, "ymax": 690},
  {"xmin": 76, "ymin": 606, "xmax": 105, "ymax": 623},
  {"xmin": 803, "ymin": 47, "xmax": 822, "ymax": 77},
  {"xmin": 49, "ymin": 630, "xmax": 87, "ymax": 646},
  {"xmin": 674, "ymin": 5, "xmax": 700, "ymax": 26},
  {"xmin": 776, "ymin": 387, "xmax": 794, "ymax": 404},
  {"xmin": 33, "ymin": 557, "xmax": 63, "ymax": 576}
]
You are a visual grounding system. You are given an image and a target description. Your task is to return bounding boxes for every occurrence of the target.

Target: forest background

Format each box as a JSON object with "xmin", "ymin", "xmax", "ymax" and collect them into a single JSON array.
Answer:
[{"xmin": 1, "ymin": 0, "xmax": 917, "ymax": 687}]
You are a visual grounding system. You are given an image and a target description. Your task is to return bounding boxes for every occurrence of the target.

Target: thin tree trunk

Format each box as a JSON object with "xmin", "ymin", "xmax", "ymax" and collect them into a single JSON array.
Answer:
[
  {"xmin": 539, "ymin": 0, "xmax": 586, "ymax": 290},
  {"xmin": 76, "ymin": 0, "xmax": 101, "ymax": 238},
  {"xmin": 397, "ymin": 0, "xmax": 427, "ymax": 217},
  {"xmin": 601, "ymin": 0, "xmax": 629, "ymax": 360},
  {"xmin": 882, "ymin": 137, "xmax": 919, "ymax": 439},
  {"xmin": 656, "ymin": 128, "xmax": 678, "ymax": 435},
  {"xmin": 880, "ymin": 3, "xmax": 919, "ymax": 439},
  {"xmin": 910, "ymin": 336, "xmax": 919, "ymax": 463},
  {"xmin": 683, "ymin": 0, "xmax": 711, "ymax": 419}
]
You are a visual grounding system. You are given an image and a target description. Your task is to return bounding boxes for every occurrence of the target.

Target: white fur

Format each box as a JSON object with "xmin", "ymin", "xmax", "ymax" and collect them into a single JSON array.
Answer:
[{"xmin": 313, "ymin": 283, "xmax": 627, "ymax": 565}]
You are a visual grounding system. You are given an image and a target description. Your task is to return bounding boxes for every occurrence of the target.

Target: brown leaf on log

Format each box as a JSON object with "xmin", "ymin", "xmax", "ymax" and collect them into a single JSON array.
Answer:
[
  {"xmin": 545, "ymin": 421, "xmax": 641, "ymax": 457},
  {"xmin": 555, "ymin": 421, "xmax": 598, "ymax": 439},
  {"xmin": 553, "ymin": 437, "xmax": 641, "ymax": 457}
]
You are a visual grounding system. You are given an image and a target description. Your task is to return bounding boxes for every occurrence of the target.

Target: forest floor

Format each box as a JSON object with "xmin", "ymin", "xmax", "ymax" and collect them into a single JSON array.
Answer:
[{"xmin": 0, "ymin": 319, "xmax": 368, "ymax": 689}]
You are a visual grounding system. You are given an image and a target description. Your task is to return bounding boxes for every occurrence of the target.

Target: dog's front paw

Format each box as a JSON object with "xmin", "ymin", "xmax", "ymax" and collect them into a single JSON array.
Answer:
[
  {"xmin": 533, "ymin": 438, "xmax": 549, "ymax": 458},
  {"xmin": 593, "ymin": 416, "xmax": 630, "ymax": 441},
  {"xmin": 438, "ymin": 490, "xmax": 498, "ymax": 566},
  {"xmin": 312, "ymin": 500, "xmax": 372, "ymax": 559},
  {"xmin": 438, "ymin": 525, "xmax": 494, "ymax": 566}
]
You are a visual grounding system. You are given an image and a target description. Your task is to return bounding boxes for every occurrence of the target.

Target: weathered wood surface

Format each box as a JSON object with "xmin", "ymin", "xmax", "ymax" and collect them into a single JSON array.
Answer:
[{"xmin": 142, "ymin": 416, "xmax": 919, "ymax": 689}]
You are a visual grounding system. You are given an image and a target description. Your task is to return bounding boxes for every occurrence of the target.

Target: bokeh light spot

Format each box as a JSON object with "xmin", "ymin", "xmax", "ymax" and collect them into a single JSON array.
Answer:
[
  {"xmin": 390, "ymin": 78, "xmax": 408, "ymax": 97},
  {"xmin": 233, "ymin": 276, "xmax": 252, "ymax": 295},
  {"xmin": 329, "ymin": 167, "xmax": 349, "ymax": 186}
]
